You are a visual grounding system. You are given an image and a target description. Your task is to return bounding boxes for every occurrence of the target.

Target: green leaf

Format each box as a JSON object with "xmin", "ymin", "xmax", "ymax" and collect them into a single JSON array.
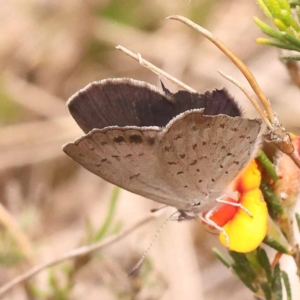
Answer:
[
  {"xmin": 260, "ymin": 282, "xmax": 273, "ymax": 300},
  {"xmin": 295, "ymin": 212, "xmax": 300, "ymax": 232},
  {"xmin": 280, "ymin": 9, "xmax": 300, "ymax": 30},
  {"xmin": 267, "ymin": 0, "xmax": 283, "ymax": 18},
  {"xmin": 272, "ymin": 264, "xmax": 283, "ymax": 300},
  {"xmin": 260, "ymin": 179, "xmax": 284, "ymax": 218},
  {"xmin": 94, "ymin": 186, "xmax": 120, "ymax": 241},
  {"xmin": 257, "ymin": 0, "xmax": 274, "ymax": 18},
  {"xmin": 254, "ymin": 17, "xmax": 287, "ymax": 42},
  {"xmin": 278, "ymin": 0, "xmax": 293, "ymax": 12},
  {"xmin": 231, "ymin": 264, "xmax": 258, "ymax": 292},
  {"xmin": 257, "ymin": 247, "xmax": 273, "ymax": 283},
  {"xmin": 245, "ymin": 250, "xmax": 262, "ymax": 272},
  {"xmin": 281, "ymin": 271, "xmax": 292, "ymax": 300},
  {"xmin": 256, "ymin": 150, "xmax": 278, "ymax": 182},
  {"xmin": 229, "ymin": 251, "xmax": 256, "ymax": 279},
  {"xmin": 296, "ymin": 5, "xmax": 300, "ymax": 22},
  {"xmin": 282, "ymin": 31, "xmax": 300, "ymax": 49},
  {"xmin": 271, "ymin": 0, "xmax": 289, "ymax": 20},
  {"xmin": 256, "ymin": 38, "xmax": 300, "ymax": 50},
  {"xmin": 289, "ymin": 0, "xmax": 300, "ymax": 8},
  {"xmin": 212, "ymin": 248, "xmax": 231, "ymax": 268},
  {"xmin": 263, "ymin": 235, "xmax": 290, "ymax": 253},
  {"xmin": 229, "ymin": 251, "xmax": 258, "ymax": 291},
  {"xmin": 265, "ymin": 218, "xmax": 291, "ymax": 253},
  {"xmin": 281, "ymin": 54, "xmax": 300, "ymax": 60},
  {"xmin": 274, "ymin": 18, "xmax": 289, "ymax": 31}
]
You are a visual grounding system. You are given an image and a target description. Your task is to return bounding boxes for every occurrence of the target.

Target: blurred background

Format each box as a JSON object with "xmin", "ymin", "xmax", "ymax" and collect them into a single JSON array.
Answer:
[{"xmin": 1, "ymin": 0, "xmax": 300, "ymax": 299}]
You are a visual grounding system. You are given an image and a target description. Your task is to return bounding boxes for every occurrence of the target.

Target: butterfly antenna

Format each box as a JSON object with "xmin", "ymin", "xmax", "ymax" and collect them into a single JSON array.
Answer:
[
  {"xmin": 128, "ymin": 211, "xmax": 177, "ymax": 276},
  {"xmin": 166, "ymin": 15, "xmax": 298, "ymax": 160}
]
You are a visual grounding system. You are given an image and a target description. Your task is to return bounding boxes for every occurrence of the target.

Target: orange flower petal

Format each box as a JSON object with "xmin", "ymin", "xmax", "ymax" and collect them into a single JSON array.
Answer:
[{"xmin": 206, "ymin": 197, "xmax": 238, "ymax": 227}]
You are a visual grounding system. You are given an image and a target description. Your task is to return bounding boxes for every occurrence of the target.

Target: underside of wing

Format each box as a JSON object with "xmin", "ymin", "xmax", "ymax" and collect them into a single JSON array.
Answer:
[
  {"xmin": 63, "ymin": 126, "xmax": 193, "ymax": 210},
  {"xmin": 158, "ymin": 110, "xmax": 263, "ymax": 211}
]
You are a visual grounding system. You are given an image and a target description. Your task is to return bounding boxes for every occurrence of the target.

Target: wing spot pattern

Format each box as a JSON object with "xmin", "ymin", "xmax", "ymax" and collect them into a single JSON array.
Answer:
[
  {"xmin": 179, "ymin": 154, "xmax": 186, "ymax": 159},
  {"xmin": 146, "ymin": 137, "xmax": 155, "ymax": 145},
  {"xmin": 95, "ymin": 158, "xmax": 108, "ymax": 167},
  {"xmin": 174, "ymin": 134, "xmax": 183, "ymax": 140},
  {"xmin": 130, "ymin": 135, "xmax": 143, "ymax": 144},
  {"xmin": 192, "ymin": 144, "xmax": 197, "ymax": 150},
  {"xmin": 112, "ymin": 155, "xmax": 121, "ymax": 161},
  {"xmin": 190, "ymin": 160, "xmax": 197, "ymax": 166},
  {"xmin": 177, "ymin": 171, "xmax": 184, "ymax": 175},
  {"xmin": 113, "ymin": 136, "xmax": 126, "ymax": 144},
  {"xmin": 130, "ymin": 173, "xmax": 140, "ymax": 180}
]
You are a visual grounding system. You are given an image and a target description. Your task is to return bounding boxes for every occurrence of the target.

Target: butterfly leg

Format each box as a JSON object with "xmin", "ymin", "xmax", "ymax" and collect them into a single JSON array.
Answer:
[
  {"xmin": 215, "ymin": 198, "xmax": 253, "ymax": 217},
  {"xmin": 199, "ymin": 210, "xmax": 230, "ymax": 247},
  {"xmin": 171, "ymin": 210, "xmax": 195, "ymax": 222}
]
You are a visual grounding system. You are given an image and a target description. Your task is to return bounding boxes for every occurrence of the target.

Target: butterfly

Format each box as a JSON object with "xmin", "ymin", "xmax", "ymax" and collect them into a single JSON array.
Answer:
[{"xmin": 63, "ymin": 78, "xmax": 263, "ymax": 218}]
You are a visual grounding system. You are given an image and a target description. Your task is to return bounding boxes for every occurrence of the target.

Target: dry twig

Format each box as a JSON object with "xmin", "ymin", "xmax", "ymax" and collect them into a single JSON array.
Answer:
[{"xmin": 0, "ymin": 211, "xmax": 163, "ymax": 298}]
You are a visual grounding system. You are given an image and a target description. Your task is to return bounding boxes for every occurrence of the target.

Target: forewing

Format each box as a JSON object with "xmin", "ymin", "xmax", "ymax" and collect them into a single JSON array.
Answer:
[
  {"xmin": 158, "ymin": 110, "xmax": 263, "ymax": 211},
  {"xmin": 63, "ymin": 127, "xmax": 192, "ymax": 210},
  {"xmin": 67, "ymin": 78, "xmax": 178, "ymax": 133},
  {"xmin": 67, "ymin": 79, "xmax": 242, "ymax": 134}
]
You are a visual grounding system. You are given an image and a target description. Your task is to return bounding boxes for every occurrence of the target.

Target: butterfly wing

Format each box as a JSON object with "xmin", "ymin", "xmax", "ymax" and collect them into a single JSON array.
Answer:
[
  {"xmin": 67, "ymin": 78, "xmax": 242, "ymax": 133},
  {"xmin": 64, "ymin": 79, "xmax": 262, "ymax": 213},
  {"xmin": 63, "ymin": 126, "xmax": 194, "ymax": 210},
  {"xmin": 158, "ymin": 110, "xmax": 263, "ymax": 212}
]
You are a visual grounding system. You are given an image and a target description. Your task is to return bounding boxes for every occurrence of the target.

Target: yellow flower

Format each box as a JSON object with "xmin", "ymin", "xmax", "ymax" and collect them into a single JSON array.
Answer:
[
  {"xmin": 219, "ymin": 189, "xmax": 268, "ymax": 252},
  {"xmin": 208, "ymin": 160, "xmax": 268, "ymax": 252}
]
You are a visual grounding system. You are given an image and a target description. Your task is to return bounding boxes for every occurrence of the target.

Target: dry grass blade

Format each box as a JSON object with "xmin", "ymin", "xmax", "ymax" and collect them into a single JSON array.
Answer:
[
  {"xmin": 0, "ymin": 203, "xmax": 33, "ymax": 261},
  {"xmin": 116, "ymin": 45, "xmax": 196, "ymax": 92},
  {"xmin": 0, "ymin": 211, "xmax": 162, "ymax": 298}
]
